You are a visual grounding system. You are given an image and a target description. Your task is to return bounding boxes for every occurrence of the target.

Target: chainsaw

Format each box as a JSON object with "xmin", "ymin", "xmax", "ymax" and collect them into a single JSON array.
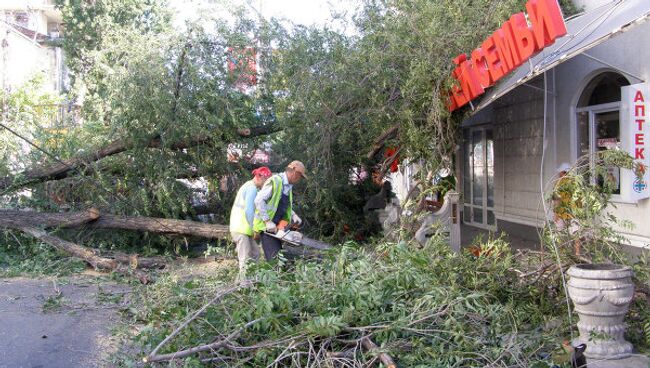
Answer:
[{"xmin": 264, "ymin": 220, "xmax": 331, "ymax": 250}]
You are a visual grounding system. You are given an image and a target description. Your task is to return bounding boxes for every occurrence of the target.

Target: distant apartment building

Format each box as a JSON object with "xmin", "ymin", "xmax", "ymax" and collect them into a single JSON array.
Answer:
[{"xmin": 0, "ymin": 0, "xmax": 66, "ymax": 101}]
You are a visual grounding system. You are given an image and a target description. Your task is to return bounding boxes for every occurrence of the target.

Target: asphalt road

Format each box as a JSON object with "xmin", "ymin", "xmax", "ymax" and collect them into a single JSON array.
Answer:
[{"xmin": 0, "ymin": 276, "xmax": 129, "ymax": 368}]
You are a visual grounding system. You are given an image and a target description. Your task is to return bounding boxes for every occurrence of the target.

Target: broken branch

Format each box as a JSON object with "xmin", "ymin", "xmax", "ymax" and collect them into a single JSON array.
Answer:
[
  {"xmin": 14, "ymin": 226, "xmax": 152, "ymax": 283},
  {"xmin": 0, "ymin": 124, "xmax": 282, "ymax": 192},
  {"xmin": 144, "ymin": 281, "xmax": 256, "ymax": 363},
  {"xmin": 0, "ymin": 209, "xmax": 230, "ymax": 239},
  {"xmin": 366, "ymin": 124, "xmax": 399, "ymax": 160},
  {"xmin": 360, "ymin": 336, "xmax": 397, "ymax": 368}
]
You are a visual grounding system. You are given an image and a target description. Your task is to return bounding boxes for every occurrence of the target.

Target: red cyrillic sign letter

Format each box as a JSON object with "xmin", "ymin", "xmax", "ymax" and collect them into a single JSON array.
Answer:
[{"xmin": 526, "ymin": 0, "xmax": 568, "ymax": 50}]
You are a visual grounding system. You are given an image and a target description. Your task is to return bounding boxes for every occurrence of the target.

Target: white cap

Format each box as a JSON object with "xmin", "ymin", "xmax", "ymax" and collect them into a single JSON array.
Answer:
[{"xmin": 557, "ymin": 162, "xmax": 571, "ymax": 173}]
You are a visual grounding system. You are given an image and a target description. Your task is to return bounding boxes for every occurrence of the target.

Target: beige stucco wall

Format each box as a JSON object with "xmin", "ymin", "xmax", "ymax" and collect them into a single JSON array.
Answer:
[{"xmin": 462, "ymin": 76, "xmax": 548, "ymax": 228}]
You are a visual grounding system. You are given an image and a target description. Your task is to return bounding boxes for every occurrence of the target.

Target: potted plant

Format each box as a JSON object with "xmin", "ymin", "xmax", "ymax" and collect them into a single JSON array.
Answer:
[{"xmin": 548, "ymin": 150, "xmax": 647, "ymax": 359}]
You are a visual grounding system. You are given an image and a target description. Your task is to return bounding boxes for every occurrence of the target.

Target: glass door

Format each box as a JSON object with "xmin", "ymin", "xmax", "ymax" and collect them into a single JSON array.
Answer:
[
  {"xmin": 576, "ymin": 103, "xmax": 621, "ymax": 195},
  {"xmin": 463, "ymin": 127, "xmax": 495, "ymax": 229}
]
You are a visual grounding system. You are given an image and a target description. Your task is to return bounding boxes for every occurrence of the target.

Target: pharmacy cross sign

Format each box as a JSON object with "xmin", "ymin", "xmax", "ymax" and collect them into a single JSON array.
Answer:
[{"xmin": 633, "ymin": 178, "xmax": 647, "ymax": 193}]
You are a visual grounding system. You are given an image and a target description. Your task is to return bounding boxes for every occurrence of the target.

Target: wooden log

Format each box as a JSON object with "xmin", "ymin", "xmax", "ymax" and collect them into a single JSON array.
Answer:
[
  {"xmin": 15, "ymin": 226, "xmax": 151, "ymax": 283},
  {"xmin": 0, "ymin": 207, "xmax": 100, "ymax": 228},
  {"xmin": 0, "ymin": 209, "xmax": 230, "ymax": 239},
  {"xmin": 86, "ymin": 214, "xmax": 230, "ymax": 239}
]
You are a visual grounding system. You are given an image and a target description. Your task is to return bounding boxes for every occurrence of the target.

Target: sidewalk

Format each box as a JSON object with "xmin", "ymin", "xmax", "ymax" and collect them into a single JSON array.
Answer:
[{"xmin": 589, "ymin": 354, "xmax": 650, "ymax": 368}]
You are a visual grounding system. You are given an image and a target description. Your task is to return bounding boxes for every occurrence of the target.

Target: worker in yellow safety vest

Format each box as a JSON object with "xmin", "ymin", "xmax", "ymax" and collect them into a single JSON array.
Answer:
[
  {"xmin": 230, "ymin": 166, "xmax": 272, "ymax": 279},
  {"xmin": 254, "ymin": 160, "xmax": 307, "ymax": 260}
]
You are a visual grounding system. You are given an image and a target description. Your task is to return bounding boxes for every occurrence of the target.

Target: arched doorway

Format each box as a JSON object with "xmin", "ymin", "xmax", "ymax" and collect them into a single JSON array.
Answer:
[{"xmin": 576, "ymin": 71, "xmax": 630, "ymax": 195}]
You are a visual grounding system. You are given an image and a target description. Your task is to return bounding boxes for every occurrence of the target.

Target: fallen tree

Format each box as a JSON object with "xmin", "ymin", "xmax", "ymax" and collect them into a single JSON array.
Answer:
[
  {"xmin": 0, "ymin": 207, "xmax": 230, "ymax": 283},
  {"xmin": 0, "ymin": 208, "xmax": 230, "ymax": 239}
]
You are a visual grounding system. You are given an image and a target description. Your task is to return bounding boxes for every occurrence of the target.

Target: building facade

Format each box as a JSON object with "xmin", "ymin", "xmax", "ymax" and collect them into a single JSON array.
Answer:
[
  {"xmin": 459, "ymin": 1, "xmax": 650, "ymax": 249},
  {"xmin": 0, "ymin": 0, "xmax": 65, "ymax": 95}
]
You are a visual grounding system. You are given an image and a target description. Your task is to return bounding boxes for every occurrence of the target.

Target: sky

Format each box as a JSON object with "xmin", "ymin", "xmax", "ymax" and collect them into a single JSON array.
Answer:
[{"xmin": 168, "ymin": 0, "xmax": 356, "ymax": 30}]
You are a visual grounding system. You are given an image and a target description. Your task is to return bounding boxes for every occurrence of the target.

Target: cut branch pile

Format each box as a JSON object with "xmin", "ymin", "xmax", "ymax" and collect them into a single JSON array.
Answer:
[
  {"xmin": 142, "ymin": 279, "xmax": 399, "ymax": 366},
  {"xmin": 125, "ymin": 239, "xmax": 583, "ymax": 367}
]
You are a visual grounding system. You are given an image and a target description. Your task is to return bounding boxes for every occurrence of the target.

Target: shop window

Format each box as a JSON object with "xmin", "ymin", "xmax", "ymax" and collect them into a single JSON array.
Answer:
[
  {"xmin": 576, "ymin": 72, "xmax": 630, "ymax": 195},
  {"xmin": 462, "ymin": 127, "xmax": 495, "ymax": 229}
]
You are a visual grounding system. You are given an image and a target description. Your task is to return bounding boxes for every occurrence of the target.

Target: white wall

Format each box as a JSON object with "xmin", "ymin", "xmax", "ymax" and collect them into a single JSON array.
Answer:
[
  {"xmin": 0, "ymin": 23, "xmax": 57, "ymax": 92},
  {"xmin": 465, "ymin": 20, "xmax": 650, "ymax": 248},
  {"xmin": 551, "ymin": 20, "xmax": 650, "ymax": 248}
]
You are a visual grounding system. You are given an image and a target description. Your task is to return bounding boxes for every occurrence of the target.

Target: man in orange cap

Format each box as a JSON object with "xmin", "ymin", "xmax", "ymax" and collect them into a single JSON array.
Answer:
[
  {"xmin": 253, "ymin": 160, "xmax": 307, "ymax": 260},
  {"xmin": 229, "ymin": 166, "xmax": 272, "ymax": 279}
]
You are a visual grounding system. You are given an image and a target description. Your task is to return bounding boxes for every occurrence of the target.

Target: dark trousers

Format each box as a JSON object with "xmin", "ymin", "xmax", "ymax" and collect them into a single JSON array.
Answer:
[{"xmin": 261, "ymin": 232, "xmax": 282, "ymax": 261}]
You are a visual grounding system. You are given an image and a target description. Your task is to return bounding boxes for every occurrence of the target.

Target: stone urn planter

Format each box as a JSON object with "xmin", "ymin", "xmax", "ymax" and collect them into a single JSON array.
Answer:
[{"xmin": 567, "ymin": 264, "xmax": 635, "ymax": 359}]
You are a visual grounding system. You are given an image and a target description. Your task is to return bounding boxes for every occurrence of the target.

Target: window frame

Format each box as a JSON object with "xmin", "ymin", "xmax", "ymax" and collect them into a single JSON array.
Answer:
[{"xmin": 575, "ymin": 101, "xmax": 629, "ymax": 203}]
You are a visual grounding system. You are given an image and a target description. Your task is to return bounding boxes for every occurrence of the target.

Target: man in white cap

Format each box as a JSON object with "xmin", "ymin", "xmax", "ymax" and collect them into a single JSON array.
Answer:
[
  {"xmin": 230, "ymin": 166, "xmax": 272, "ymax": 279},
  {"xmin": 253, "ymin": 160, "xmax": 306, "ymax": 260}
]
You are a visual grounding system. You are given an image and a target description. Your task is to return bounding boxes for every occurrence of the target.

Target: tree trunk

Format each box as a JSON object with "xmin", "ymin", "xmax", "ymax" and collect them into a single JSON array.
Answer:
[
  {"xmin": 0, "ymin": 207, "xmax": 100, "ymax": 228},
  {"xmin": 0, "ymin": 209, "xmax": 230, "ymax": 239},
  {"xmin": 87, "ymin": 214, "xmax": 229, "ymax": 239}
]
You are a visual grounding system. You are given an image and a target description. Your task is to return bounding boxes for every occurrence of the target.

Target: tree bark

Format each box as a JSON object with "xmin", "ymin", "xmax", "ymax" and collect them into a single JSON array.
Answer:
[
  {"xmin": 86, "ymin": 214, "xmax": 229, "ymax": 239},
  {"xmin": 0, "ymin": 209, "xmax": 230, "ymax": 239},
  {"xmin": 361, "ymin": 337, "xmax": 397, "ymax": 368},
  {"xmin": 15, "ymin": 226, "xmax": 152, "ymax": 283},
  {"xmin": 0, "ymin": 207, "xmax": 100, "ymax": 228},
  {"xmin": 366, "ymin": 124, "xmax": 399, "ymax": 160}
]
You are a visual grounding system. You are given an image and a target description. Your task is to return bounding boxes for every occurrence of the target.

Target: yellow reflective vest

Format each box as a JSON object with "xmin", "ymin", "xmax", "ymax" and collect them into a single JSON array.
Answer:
[
  {"xmin": 253, "ymin": 174, "xmax": 292, "ymax": 232},
  {"xmin": 229, "ymin": 180, "xmax": 257, "ymax": 236}
]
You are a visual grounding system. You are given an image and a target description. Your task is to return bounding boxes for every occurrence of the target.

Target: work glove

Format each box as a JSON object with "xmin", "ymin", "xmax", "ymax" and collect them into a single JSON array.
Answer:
[
  {"xmin": 291, "ymin": 213, "xmax": 302, "ymax": 226},
  {"xmin": 265, "ymin": 220, "xmax": 277, "ymax": 233}
]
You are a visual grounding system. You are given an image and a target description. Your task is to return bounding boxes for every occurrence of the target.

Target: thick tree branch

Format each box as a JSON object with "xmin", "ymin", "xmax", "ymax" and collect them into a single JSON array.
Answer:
[
  {"xmin": 366, "ymin": 124, "xmax": 399, "ymax": 160},
  {"xmin": 0, "ymin": 124, "xmax": 281, "ymax": 192},
  {"xmin": 361, "ymin": 337, "xmax": 397, "ymax": 368},
  {"xmin": 86, "ymin": 214, "xmax": 230, "ymax": 239},
  {"xmin": 0, "ymin": 207, "xmax": 100, "ymax": 228},
  {"xmin": 14, "ymin": 226, "xmax": 152, "ymax": 283},
  {"xmin": 0, "ymin": 209, "xmax": 230, "ymax": 239}
]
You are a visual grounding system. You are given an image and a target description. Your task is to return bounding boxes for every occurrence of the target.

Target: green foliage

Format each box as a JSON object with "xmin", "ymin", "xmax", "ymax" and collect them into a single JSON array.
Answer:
[
  {"xmin": 121, "ymin": 238, "xmax": 573, "ymax": 366},
  {"xmin": 268, "ymin": 0, "xmax": 530, "ymax": 237},
  {"xmin": 546, "ymin": 150, "xmax": 639, "ymax": 263},
  {"xmin": 0, "ymin": 75, "xmax": 61, "ymax": 178},
  {"xmin": 55, "ymin": 0, "xmax": 171, "ymax": 84},
  {"xmin": 0, "ymin": 230, "xmax": 86, "ymax": 277}
]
